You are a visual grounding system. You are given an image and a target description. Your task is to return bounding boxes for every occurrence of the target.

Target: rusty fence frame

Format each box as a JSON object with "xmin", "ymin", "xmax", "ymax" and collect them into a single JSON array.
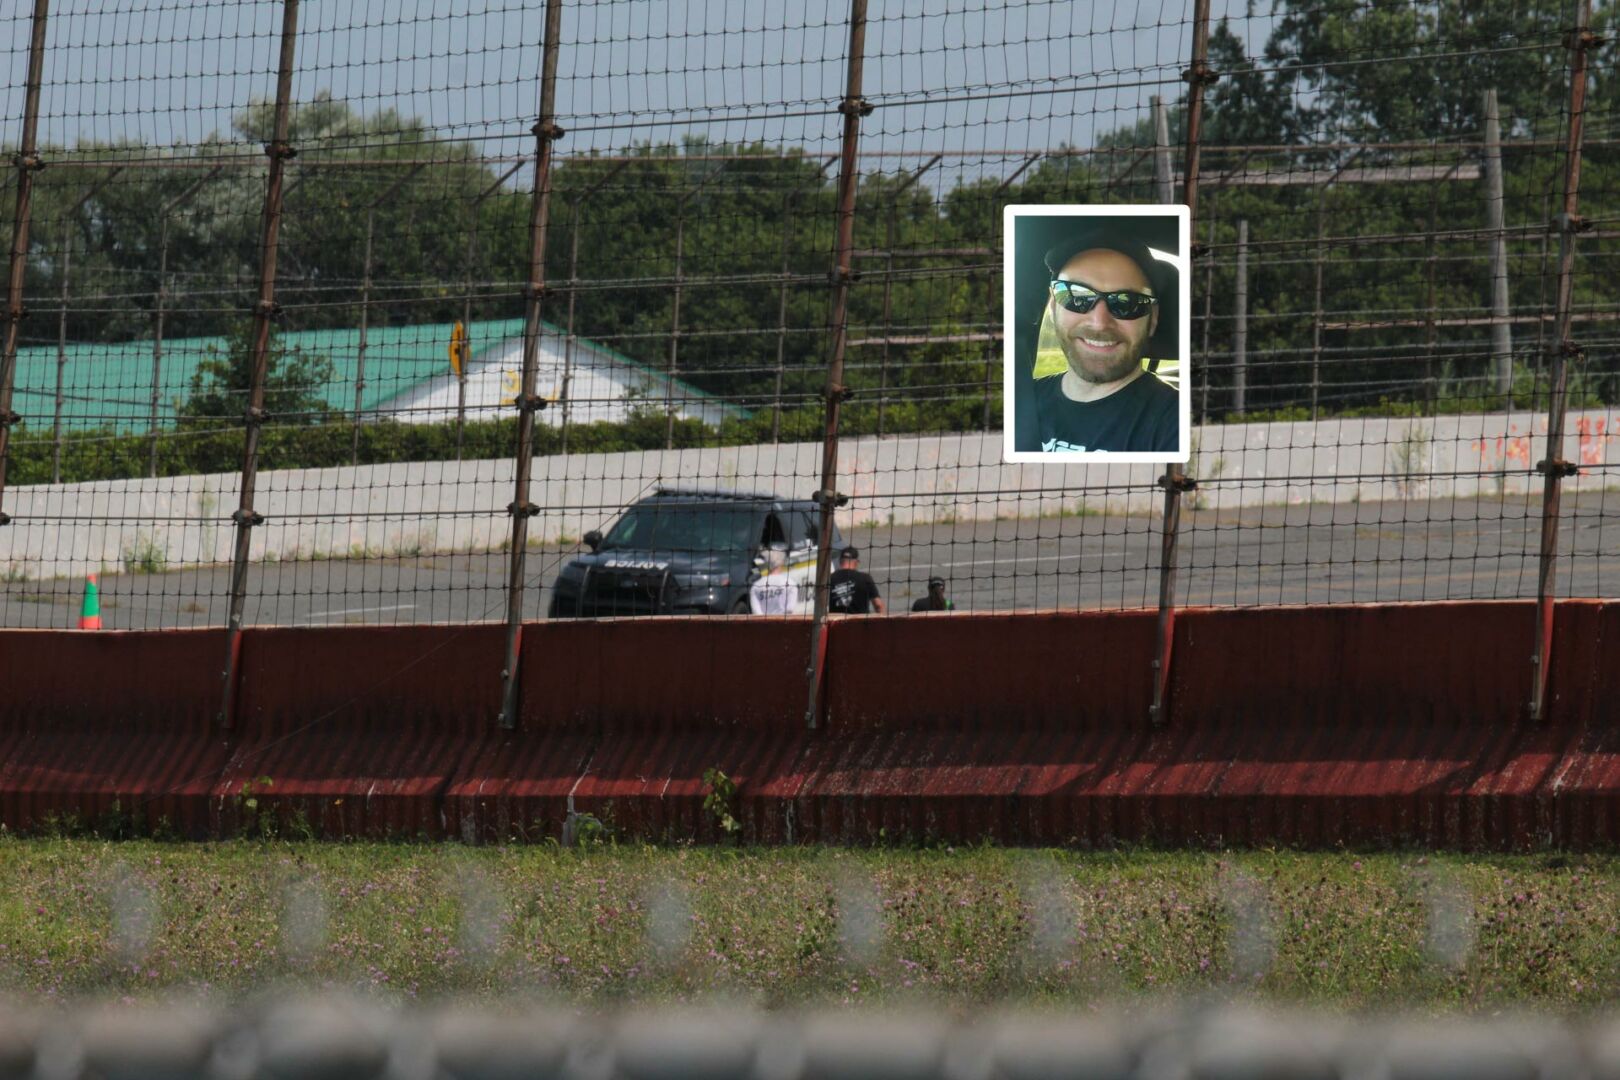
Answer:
[{"xmin": 0, "ymin": 0, "xmax": 1605, "ymax": 733}]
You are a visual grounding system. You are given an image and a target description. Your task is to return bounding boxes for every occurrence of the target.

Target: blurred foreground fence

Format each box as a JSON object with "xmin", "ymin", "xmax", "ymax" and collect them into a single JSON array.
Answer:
[
  {"xmin": 5, "ymin": 998, "xmax": 1620, "ymax": 1080},
  {"xmin": 0, "ymin": 0, "xmax": 1617, "ymax": 723}
]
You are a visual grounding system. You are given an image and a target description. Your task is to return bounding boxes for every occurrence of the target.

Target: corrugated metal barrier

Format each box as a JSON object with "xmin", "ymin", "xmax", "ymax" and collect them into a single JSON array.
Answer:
[{"xmin": 2, "ymin": 601, "xmax": 1619, "ymax": 847}]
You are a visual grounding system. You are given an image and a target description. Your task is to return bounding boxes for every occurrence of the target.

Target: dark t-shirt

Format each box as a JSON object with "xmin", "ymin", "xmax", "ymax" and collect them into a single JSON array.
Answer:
[
  {"xmin": 829, "ymin": 568, "xmax": 880, "ymax": 613},
  {"xmin": 1031, "ymin": 371, "xmax": 1179, "ymax": 453},
  {"xmin": 910, "ymin": 595, "xmax": 954, "ymax": 612}
]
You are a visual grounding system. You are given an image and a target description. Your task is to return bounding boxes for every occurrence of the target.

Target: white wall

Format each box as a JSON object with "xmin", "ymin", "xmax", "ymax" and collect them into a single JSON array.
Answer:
[{"xmin": 4, "ymin": 408, "xmax": 1616, "ymax": 578}]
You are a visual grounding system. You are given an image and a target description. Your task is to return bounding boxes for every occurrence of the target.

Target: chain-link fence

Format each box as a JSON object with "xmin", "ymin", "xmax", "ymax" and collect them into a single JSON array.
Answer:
[
  {"xmin": 5, "ymin": 997, "xmax": 1620, "ymax": 1080},
  {"xmin": 1, "ymin": 1, "xmax": 1615, "ymax": 717}
]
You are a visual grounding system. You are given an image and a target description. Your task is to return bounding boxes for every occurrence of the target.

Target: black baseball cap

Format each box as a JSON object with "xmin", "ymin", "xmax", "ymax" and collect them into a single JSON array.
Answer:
[
  {"xmin": 840, "ymin": 546, "xmax": 859, "ymax": 560},
  {"xmin": 1043, "ymin": 227, "xmax": 1168, "ymax": 295},
  {"xmin": 1038, "ymin": 216, "xmax": 1180, "ymax": 359},
  {"xmin": 927, "ymin": 576, "xmax": 945, "ymax": 588}
]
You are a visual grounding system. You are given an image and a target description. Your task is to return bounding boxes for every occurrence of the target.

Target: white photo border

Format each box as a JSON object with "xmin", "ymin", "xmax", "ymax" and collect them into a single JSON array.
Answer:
[{"xmin": 1001, "ymin": 204, "xmax": 1192, "ymax": 464}]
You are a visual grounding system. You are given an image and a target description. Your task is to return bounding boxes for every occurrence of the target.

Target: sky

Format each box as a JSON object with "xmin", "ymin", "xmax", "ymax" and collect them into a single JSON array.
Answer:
[{"xmin": 1, "ymin": 0, "xmax": 1276, "ymax": 188}]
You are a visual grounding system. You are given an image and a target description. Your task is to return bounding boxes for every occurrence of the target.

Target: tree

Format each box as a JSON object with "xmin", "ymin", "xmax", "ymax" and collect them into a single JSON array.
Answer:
[
  {"xmin": 1265, "ymin": 0, "xmax": 1576, "ymax": 142},
  {"xmin": 1204, "ymin": 18, "xmax": 1297, "ymax": 146},
  {"xmin": 176, "ymin": 322, "xmax": 336, "ymax": 428}
]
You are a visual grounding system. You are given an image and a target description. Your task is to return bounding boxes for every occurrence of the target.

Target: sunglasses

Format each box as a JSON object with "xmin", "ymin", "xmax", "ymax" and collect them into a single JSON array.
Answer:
[{"xmin": 1050, "ymin": 280, "xmax": 1159, "ymax": 320}]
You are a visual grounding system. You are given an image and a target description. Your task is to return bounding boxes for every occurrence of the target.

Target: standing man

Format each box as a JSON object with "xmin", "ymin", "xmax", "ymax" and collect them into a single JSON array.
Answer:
[
  {"xmin": 910, "ymin": 576, "xmax": 954, "ymax": 612},
  {"xmin": 749, "ymin": 546, "xmax": 797, "ymax": 615},
  {"xmin": 1029, "ymin": 233, "xmax": 1179, "ymax": 454},
  {"xmin": 828, "ymin": 546, "xmax": 884, "ymax": 614}
]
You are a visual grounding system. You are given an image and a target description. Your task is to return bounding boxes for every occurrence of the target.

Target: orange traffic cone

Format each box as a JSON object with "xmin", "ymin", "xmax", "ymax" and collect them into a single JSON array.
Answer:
[{"xmin": 78, "ymin": 573, "xmax": 103, "ymax": 630}]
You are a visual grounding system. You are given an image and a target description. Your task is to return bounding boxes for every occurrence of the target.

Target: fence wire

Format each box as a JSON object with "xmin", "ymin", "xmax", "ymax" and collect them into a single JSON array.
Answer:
[
  {"xmin": 0, "ymin": 1, "xmax": 1615, "ymax": 681},
  {"xmin": 1, "ymin": 997, "xmax": 1619, "ymax": 1080}
]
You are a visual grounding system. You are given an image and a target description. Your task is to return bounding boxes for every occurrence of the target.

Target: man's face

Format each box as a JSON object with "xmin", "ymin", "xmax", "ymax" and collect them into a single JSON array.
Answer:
[{"xmin": 1050, "ymin": 248, "xmax": 1160, "ymax": 384}]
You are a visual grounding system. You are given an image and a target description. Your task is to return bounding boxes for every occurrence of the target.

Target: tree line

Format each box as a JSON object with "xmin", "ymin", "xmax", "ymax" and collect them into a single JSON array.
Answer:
[{"xmin": 1, "ymin": 0, "xmax": 1615, "ymax": 482}]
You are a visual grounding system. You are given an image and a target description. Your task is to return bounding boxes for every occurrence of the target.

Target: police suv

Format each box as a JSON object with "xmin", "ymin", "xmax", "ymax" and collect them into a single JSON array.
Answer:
[{"xmin": 546, "ymin": 486, "xmax": 839, "ymax": 617}]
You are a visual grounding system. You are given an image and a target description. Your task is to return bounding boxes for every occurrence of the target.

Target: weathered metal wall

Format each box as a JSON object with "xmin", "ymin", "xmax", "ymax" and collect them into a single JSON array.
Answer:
[{"xmin": 2, "ymin": 604, "xmax": 1619, "ymax": 847}]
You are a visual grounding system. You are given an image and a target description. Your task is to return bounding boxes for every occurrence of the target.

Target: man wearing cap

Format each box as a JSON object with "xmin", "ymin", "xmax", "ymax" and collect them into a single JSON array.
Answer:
[
  {"xmin": 910, "ymin": 576, "xmax": 954, "ymax": 612},
  {"xmin": 1032, "ymin": 235, "xmax": 1179, "ymax": 454},
  {"xmin": 829, "ymin": 546, "xmax": 884, "ymax": 615}
]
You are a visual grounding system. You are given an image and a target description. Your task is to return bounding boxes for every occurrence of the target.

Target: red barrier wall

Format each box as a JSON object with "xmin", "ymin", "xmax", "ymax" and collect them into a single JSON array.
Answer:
[
  {"xmin": 8, "ymin": 602, "xmax": 1620, "ymax": 847},
  {"xmin": 823, "ymin": 611, "xmax": 1156, "ymax": 733},
  {"xmin": 518, "ymin": 617, "xmax": 812, "ymax": 732},
  {"xmin": 0, "ymin": 629, "xmax": 228, "ymax": 835},
  {"xmin": 220, "ymin": 624, "xmax": 507, "ymax": 837}
]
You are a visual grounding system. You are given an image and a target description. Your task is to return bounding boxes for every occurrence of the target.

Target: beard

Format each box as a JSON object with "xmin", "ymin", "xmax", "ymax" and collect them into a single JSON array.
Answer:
[{"xmin": 1058, "ymin": 331, "xmax": 1145, "ymax": 384}]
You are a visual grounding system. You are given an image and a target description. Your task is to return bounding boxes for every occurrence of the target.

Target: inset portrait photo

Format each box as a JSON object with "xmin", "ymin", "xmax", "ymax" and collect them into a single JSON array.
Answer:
[{"xmin": 1002, "ymin": 205, "xmax": 1190, "ymax": 463}]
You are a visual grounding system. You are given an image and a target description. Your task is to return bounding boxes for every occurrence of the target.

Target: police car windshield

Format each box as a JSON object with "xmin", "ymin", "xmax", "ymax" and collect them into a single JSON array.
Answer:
[{"xmin": 599, "ymin": 504, "xmax": 760, "ymax": 552}]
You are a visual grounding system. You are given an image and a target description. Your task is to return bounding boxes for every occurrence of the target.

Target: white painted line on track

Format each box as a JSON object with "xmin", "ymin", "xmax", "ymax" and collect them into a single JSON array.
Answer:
[{"xmin": 297, "ymin": 603, "xmax": 418, "ymax": 624}]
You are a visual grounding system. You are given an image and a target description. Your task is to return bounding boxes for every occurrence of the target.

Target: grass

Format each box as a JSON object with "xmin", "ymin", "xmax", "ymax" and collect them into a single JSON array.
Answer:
[{"xmin": 3, "ymin": 839, "xmax": 1619, "ymax": 1011}]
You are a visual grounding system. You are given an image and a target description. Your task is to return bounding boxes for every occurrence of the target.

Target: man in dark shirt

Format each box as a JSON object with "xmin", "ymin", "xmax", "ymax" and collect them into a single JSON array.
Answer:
[
  {"xmin": 1032, "ymin": 239, "xmax": 1179, "ymax": 454},
  {"xmin": 910, "ymin": 576, "xmax": 954, "ymax": 612},
  {"xmin": 828, "ymin": 546, "xmax": 884, "ymax": 614}
]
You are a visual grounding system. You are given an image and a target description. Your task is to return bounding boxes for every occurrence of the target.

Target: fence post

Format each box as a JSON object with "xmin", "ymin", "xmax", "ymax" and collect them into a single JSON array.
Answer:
[
  {"xmin": 804, "ymin": 0, "xmax": 871, "ymax": 730},
  {"xmin": 774, "ymin": 191, "xmax": 796, "ymax": 443},
  {"xmin": 1483, "ymin": 88, "xmax": 1513, "ymax": 402},
  {"xmin": 665, "ymin": 197, "xmax": 688, "ymax": 450},
  {"xmin": 150, "ymin": 168, "xmax": 222, "ymax": 478},
  {"xmin": 218, "ymin": 0, "xmax": 300, "ymax": 730},
  {"xmin": 1148, "ymin": 0, "xmax": 1214, "ymax": 727},
  {"xmin": 0, "ymin": 0, "xmax": 50, "ymax": 531},
  {"xmin": 496, "ymin": 0, "xmax": 564, "ymax": 730},
  {"xmin": 1529, "ymin": 0, "xmax": 1595, "ymax": 723},
  {"xmin": 1198, "ymin": 190, "xmax": 1215, "ymax": 427},
  {"xmin": 350, "ymin": 165, "xmax": 423, "ymax": 466},
  {"xmin": 1152, "ymin": 96, "xmax": 1173, "ymax": 204},
  {"xmin": 559, "ymin": 159, "xmax": 629, "ymax": 452},
  {"xmin": 1311, "ymin": 190, "xmax": 1324, "ymax": 421},
  {"xmin": 1233, "ymin": 218, "xmax": 1248, "ymax": 415}
]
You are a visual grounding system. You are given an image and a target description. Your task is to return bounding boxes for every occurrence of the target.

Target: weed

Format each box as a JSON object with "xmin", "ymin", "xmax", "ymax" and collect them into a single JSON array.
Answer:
[
  {"xmin": 233, "ymin": 776, "xmax": 277, "ymax": 840},
  {"xmin": 121, "ymin": 531, "xmax": 168, "ymax": 574},
  {"xmin": 1, "ymin": 562, "xmax": 29, "ymax": 584},
  {"xmin": 702, "ymin": 767, "xmax": 741, "ymax": 837},
  {"xmin": 1186, "ymin": 436, "xmax": 1228, "ymax": 511},
  {"xmin": 1390, "ymin": 423, "xmax": 1432, "ymax": 498}
]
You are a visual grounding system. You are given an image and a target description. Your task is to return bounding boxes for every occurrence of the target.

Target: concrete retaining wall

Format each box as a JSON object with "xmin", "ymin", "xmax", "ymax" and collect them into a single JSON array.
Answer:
[{"xmin": 5, "ymin": 409, "xmax": 1617, "ymax": 578}]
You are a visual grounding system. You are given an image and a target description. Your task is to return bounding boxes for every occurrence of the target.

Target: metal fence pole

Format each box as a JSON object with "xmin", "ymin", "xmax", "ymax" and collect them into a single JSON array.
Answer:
[
  {"xmin": 149, "ymin": 168, "xmax": 221, "ymax": 478},
  {"xmin": 218, "ymin": 0, "xmax": 300, "ymax": 730},
  {"xmin": 1152, "ymin": 96, "xmax": 1173, "ymax": 204},
  {"xmin": 1148, "ymin": 0, "xmax": 1214, "ymax": 727},
  {"xmin": 497, "ymin": 0, "xmax": 564, "ymax": 731},
  {"xmin": 773, "ymin": 191, "xmax": 796, "ymax": 443},
  {"xmin": 875, "ymin": 155, "xmax": 941, "ymax": 438},
  {"xmin": 1233, "ymin": 218, "xmax": 1248, "ymax": 415},
  {"xmin": 53, "ymin": 220, "xmax": 71, "ymax": 484},
  {"xmin": 0, "ymin": 0, "xmax": 50, "ymax": 530},
  {"xmin": 455, "ymin": 160, "xmax": 524, "ymax": 460},
  {"xmin": 1198, "ymin": 191, "xmax": 1215, "ymax": 427},
  {"xmin": 804, "ymin": 0, "xmax": 870, "ymax": 730},
  {"xmin": 1483, "ymin": 88, "xmax": 1513, "ymax": 402},
  {"xmin": 1311, "ymin": 190, "xmax": 1324, "ymax": 421},
  {"xmin": 1529, "ymin": 0, "xmax": 1595, "ymax": 723},
  {"xmin": 559, "ymin": 159, "xmax": 629, "ymax": 453},
  {"xmin": 351, "ymin": 165, "xmax": 423, "ymax": 467},
  {"xmin": 665, "ymin": 199, "xmax": 687, "ymax": 450}
]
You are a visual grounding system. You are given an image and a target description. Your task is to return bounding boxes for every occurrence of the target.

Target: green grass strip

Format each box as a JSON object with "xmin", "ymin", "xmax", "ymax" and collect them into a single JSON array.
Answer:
[{"xmin": 3, "ymin": 838, "xmax": 1614, "ymax": 1011}]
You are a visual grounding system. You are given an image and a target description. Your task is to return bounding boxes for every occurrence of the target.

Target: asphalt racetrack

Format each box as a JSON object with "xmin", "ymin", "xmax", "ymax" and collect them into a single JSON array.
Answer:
[{"xmin": 6, "ymin": 493, "xmax": 1620, "ymax": 631}]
